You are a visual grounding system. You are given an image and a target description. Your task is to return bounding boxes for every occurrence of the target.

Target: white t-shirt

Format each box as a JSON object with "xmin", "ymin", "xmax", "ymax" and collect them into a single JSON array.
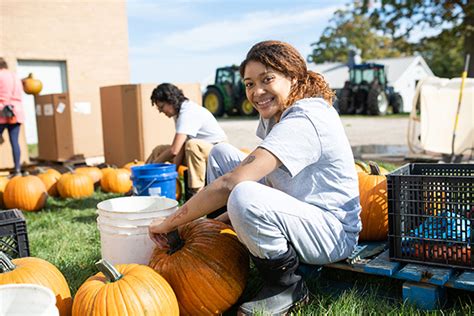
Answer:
[
  {"xmin": 257, "ymin": 97, "xmax": 361, "ymax": 234},
  {"xmin": 175, "ymin": 100, "xmax": 227, "ymax": 144}
]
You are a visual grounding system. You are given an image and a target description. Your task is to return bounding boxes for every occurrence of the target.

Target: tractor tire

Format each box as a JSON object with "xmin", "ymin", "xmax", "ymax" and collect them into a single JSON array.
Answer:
[
  {"xmin": 367, "ymin": 84, "xmax": 389, "ymax": 116},
  {"xmin": 203, "ymin": 87, "xmax": 225, "ymax": 117},
  {"xmin": 237, "ymin": 97, "xmax": 257, "ymax": 116},
  {"xmin": 338, "ymin": 86, "xmax": 353, "ymax": 114},
  {"xmin": 389, "ymin": 92, "xmax": 403, "ymax": 114}
]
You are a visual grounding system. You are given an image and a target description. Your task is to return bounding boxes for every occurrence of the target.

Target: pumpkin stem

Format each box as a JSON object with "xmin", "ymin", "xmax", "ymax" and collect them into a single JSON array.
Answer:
[
  {"xmin": 0, "ymin": 252, "xmax": 16, "ymax": 272},
  {"xmin": 368, "ymin": 161, "xmax": 382, "ymax": 175},
  {"xmin": 167, "ymin": 229, "xmax": 184, "ymax": 254},
  {"xmin": 95, "ymin": 259, "xmax": 123, "ymax": 282},
  {"xmin": 355, "ymin": 160, "xmax": 369, "ymax": 173}
]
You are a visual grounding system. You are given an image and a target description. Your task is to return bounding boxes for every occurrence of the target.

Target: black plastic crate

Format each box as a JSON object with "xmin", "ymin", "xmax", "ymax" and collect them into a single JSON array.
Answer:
[
  {"xmin": 0, "ymin": 209, "xmax": 30, "ymax": 258},
  {"xmin": 387, "ymin": 163, "xmax": 474, "ymax": 269}
]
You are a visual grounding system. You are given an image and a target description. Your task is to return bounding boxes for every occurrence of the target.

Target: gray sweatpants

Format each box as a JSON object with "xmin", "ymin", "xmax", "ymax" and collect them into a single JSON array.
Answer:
[{"xmin": 207, "ymin": 143, "xmax": 357, "ymax": 265}]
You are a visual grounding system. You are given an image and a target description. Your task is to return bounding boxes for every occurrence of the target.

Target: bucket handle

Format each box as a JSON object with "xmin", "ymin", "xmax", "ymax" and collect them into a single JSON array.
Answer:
[{"xmin": 134, "ymin": 178, "xmax": 158, "ymax": 196}]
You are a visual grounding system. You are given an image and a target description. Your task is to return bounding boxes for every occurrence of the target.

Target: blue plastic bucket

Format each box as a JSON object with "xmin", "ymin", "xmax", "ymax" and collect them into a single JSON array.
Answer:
[{"xmin": 131, "ymin": 163, "xmax": 178, "ymax": 199}]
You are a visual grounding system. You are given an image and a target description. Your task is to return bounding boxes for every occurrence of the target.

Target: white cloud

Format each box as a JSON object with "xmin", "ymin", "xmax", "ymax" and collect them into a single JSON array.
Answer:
[{"xmin": 131, "ymin": 6, "xmax": 339, "ymax": 55}]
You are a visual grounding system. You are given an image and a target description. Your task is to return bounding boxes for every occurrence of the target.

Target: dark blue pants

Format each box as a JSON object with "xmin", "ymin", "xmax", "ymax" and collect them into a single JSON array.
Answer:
[{"xmin": 0, "ymin": 123, "xmax": 21, "ymax": 173}]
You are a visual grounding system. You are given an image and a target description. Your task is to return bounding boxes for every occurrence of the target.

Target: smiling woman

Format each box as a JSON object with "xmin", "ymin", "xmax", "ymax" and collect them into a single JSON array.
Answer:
[{"xmin": 148, "ymin": 40, "xmax": 362, "ymax": 315}]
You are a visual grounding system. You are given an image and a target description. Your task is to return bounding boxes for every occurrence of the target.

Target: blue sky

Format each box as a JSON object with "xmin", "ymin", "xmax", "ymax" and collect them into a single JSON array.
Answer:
[{"xmin": 127, "ymin": 0, "xmax": 347, "ymax": 88}]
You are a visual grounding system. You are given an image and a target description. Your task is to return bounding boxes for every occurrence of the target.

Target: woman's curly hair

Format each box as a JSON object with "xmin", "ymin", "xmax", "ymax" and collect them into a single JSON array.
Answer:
[
  {"xmin": 239, "ymin": 40, "xmax": 335, "ymax": 112},
  {"xmin": 150, "ymin": 83, "xmax": 188, "ymax": 114}
]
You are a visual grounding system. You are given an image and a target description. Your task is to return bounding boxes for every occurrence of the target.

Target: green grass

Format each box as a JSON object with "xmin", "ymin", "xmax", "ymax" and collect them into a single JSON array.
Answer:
[{"xmin": 15, "ymin": 182, "xmax": 474, "ymax": 314}]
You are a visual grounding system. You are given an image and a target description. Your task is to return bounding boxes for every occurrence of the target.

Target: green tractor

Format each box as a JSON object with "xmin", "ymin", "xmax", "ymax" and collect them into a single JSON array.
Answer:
[
  {"xmin": 203, "ymin": 65, "xmax": 257, "ymax": 117},
  {"xmin": 336, "ymin": 63, "xmax": 403, "ymax": 115}
]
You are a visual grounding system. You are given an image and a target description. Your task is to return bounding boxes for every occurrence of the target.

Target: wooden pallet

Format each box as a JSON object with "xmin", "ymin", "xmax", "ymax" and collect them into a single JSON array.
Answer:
[{"xmin": 311, "ymin": 242, "xmax": 474, "ymax": 310}]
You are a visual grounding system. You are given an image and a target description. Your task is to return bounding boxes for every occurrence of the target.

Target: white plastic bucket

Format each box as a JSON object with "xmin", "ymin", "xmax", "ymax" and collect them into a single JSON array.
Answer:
[
  {"xmin": 97, "ymin": 196, "xmax": 178, "ymax": 221},
  {"xmin": 0, "ymin": 284, "xmax": 59, "ymax": 316},
  {"xmin": 98, "ymin": 226, "xmax": 157, "ymax": 265},
  {"xmin": 96, "ymin": 196, "xmax": 174, "ymax": 265},
  {"xmin": 97, "ymin": 218, "xmax": 150, "ymax": 235}
]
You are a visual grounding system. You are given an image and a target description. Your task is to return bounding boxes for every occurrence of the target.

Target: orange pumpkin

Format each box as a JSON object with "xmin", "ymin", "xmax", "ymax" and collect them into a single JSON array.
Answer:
[
  {"xmin": 0, "ymin": 176, "xmax": 9, "ymax": 208},
  {"xmin": 38, "ymin": 172, "xmax": 60, "ymax": 197},
  {"xmin": 0, "ymin": 252, "xmax": 72, "ymax": 316},
  {"xmin": 45, "ymin": 168, "xmax": 62, "ymax": 178},
  {"xmin": 100, "ymin": 168, "xmax": 132, "ymax": 193},
  {"xmin": 3, "ymin": 174, "xmax": 47, "ymax": 212},
  {"xmin": 123, "ymin": 159, "xmax": 145, "ymax": 171},
  {"xmin": 57, "ymin": 173, "xmax": 94, "ymax": 198},
  {"xmin": 72, "ymin": 260, "xmax": 179, "ymax": 316},
  {"xmin": 358, "ymin": 162, "xmax": 388, "ymax": 241},
  {"xmin": 149, "ymin": 219, "xmax": 249, "ymax": 315},
  {"xmin": 22, "ymin": 73, "xmax": 43, "ymax": 95},
  {"xmin": 74, "ymin": 166, "xmax": 102, "ymax": 184}
]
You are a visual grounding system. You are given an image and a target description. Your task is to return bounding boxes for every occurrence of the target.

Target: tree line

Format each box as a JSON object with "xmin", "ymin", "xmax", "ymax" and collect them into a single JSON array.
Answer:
[{"xmin": 307, "ymin": 0, "xmax": 473, "ymax": 78}]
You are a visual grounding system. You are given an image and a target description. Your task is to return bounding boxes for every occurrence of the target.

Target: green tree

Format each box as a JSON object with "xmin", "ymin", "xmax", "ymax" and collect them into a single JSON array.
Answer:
[
  {"xmin": 414, "ymin": 29, "xmax": 465, "ymax": 78},
  {"xmin": 308, "ymin": 3, "xmax": 410, "ymax": 64},
  {"xmin": 362, "ymin": 0, "xmax": 474, "ymax": 77}
]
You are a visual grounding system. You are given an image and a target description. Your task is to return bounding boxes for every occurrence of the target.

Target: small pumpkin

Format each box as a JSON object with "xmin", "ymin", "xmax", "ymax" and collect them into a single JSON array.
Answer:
[
  {"xmin": 0, "ymin": 176, "xmax": 9, "ymax": 208},
  {"xmin": 0, "ymin": 252, "xmax": 72, "ymax": 316},
  {"xmin": 22, "ymin": 73, "xmax": 43, "ymax": 95},
  {"xmin": 358, "ymin": 162, "xmax": 388, "ymax": 241},
  {"xmin": 57, "ymin": 172, "xmax": 94, "ymax": 198},
  {"xmin": 100, "ymin": 168, "xmax": 132, "ymax": 193},
  {"xmin": 3, "ymin": 174, "xmax": 47, "ymax": 212},
  {"xmin": 123, "ymin": 159, "xmax": 145, "ymax": 171},
  {"xmin": 72, "ymin": 259, "xmax": 179, "ymax": 316},
  {"xmin": 38, "ymin": 172, "xmax": 60, "ymax": 197},
  {"xmin": 149, "ymin": 219, "xmax": 249, "ymax": 315},
  {"xmin": 74, "ymin": 166, "xmax": 102, "ymax": 184}
]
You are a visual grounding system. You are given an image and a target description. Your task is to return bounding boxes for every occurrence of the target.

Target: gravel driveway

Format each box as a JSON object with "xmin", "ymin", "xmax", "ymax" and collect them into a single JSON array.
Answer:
[{"xmin": 218, "ymin": 116, "xmax": 410, "ymax": 151}]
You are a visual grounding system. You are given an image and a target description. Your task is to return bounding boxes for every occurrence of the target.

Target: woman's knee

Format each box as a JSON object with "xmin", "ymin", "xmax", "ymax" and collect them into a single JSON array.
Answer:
[
  {"xmin": 209, "ymin": 143, "xmax": 234, "ymax": 160},
  {"xmin": 227, "ymin": 181, "xmax": 263, "ymax": 220}
]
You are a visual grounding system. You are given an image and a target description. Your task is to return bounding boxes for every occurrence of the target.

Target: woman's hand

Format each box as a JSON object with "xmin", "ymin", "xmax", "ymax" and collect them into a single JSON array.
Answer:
[{"xmin": 148, "ymin": 216, "xmax": 171, "ymax": 247}]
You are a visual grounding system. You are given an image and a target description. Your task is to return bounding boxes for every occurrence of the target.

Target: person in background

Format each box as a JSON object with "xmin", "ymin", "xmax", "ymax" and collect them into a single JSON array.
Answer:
[
  {"xmin": 0, "ymin": 58, "xmax": 25, "ymax": 176},
  {"xmin": 149, "ymin": 41, "xmax": 361, "ymax": 314},
  {"xmin": 147, "ymin": 83, "xmax": 227, "ymax": 195}
]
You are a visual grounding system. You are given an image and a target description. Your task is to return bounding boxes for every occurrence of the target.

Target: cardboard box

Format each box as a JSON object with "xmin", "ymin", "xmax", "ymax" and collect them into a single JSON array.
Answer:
[
  {"xmin": 0, "ymin": 125, "xmax": 29, "ymax": 171},
  {"xmin": 100, "ymin": 83, "xmax": 202, "ymax": 167},
  {"xmin": 35, "ymin": 93, "xmax": 74, "ymax": 161}
]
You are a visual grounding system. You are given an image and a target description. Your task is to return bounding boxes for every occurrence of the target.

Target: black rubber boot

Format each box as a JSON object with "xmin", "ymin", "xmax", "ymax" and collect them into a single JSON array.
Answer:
[{"xmin": 238, "ymin": 245, "xmax": 309, "ymax": 315}]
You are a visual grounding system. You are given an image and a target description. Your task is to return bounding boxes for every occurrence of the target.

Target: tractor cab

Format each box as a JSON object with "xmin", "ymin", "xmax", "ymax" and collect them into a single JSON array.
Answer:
[{"xmin": 350, "ymin": 63, "xmax": 387, "ymax": 86}]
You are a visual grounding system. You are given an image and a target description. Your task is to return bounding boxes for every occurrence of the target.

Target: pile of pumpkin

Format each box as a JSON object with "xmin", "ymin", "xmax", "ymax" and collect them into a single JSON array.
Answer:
[
  {"xmin": 0, "ymin": 218, "xmax": 250, "ymax": 315},
  {"xmin": 355, "ymin": 160, "xmax": 390, "ymax": 241},
  {"xmin": 0, "ymin": 160, "xmax": 145, "ymax": 212}
]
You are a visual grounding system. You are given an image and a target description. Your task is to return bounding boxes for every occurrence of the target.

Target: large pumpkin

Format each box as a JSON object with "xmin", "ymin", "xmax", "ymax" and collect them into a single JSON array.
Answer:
[
  {"xmin": 74, "ymin": 166, "xmax": 102, "ymax": 184},
  {"xmin": 3, "ymin": 174, "xmax": 47, "ymax": 212},
  {"xmin": 72, "ymin": 260, "xmax": 179, "ymax": 316},
  {"xmin": 149, "ymin": 219, "xmax": 249, "ymax": 315},
  {"xmin": 0, "ymin": 252, "xmax": 72, "ymax": 316},
  {"xmin": 57, "ymin": 173, "xmax": 94, "ymax": 198},
  {"xmin": 358, "ymin": 162, "xmax": 388, "ymax": 241},
  {"xmin": 100, "ymin": 168, "xmax": 132, "ymax": 193}
]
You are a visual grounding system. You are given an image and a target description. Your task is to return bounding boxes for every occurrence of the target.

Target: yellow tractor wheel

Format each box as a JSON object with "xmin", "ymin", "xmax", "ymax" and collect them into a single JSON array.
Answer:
[{"xmin": 203, "ymin": 87, "xmax": 224, "ymax": 117}]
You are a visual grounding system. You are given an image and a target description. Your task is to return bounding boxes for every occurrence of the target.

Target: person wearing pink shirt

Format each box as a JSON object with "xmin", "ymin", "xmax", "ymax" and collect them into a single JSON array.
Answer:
[{"xmin": 0, "ymin": 58, "xmax": 26, "ymax": 175}]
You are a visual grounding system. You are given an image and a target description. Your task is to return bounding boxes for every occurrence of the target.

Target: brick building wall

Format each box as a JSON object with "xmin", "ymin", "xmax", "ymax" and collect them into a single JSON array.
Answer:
[{"xmin": 0, "ymin": 0, "xmax": 130, "ymax": 167}]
